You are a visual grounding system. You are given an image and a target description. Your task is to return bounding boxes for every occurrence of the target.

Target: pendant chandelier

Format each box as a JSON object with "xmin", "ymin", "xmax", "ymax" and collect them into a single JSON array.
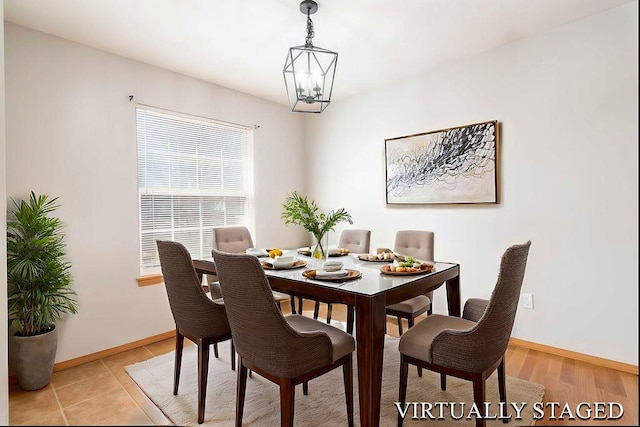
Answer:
[{"xmin": 283, "ymin": 0, "xmax": 338, "ymax": 113}]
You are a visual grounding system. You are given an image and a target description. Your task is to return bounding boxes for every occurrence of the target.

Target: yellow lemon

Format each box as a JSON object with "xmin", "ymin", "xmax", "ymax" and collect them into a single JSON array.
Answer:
[{"xmin": 269, "ymin": 249, "xmax": 282, "ymax": 258}]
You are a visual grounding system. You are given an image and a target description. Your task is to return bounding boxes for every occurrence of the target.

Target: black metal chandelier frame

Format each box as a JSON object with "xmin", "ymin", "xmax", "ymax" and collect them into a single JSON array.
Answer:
[{"xmin": 283, "ymin": 0, "xmax": 338, "ymax": 113}]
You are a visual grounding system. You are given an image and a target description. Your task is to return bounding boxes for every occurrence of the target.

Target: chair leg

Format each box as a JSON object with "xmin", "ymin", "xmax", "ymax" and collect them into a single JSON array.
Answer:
[
  {"xmin": 303, "ymin": 381, "xmax": 308, "ymax": 395},
  {"xmin": 498, "ymin": 357, "xmax": 508, "ymax": 423},
  {"xmin": 472, "ymin": 373, "xmax": 487, "ymax": 427},
  {"xmin": 398, "ymin": 355, "xmax": 409, "ymax": 427},
  {"xmin": 236, "ymin": 360, "xmax": 248, "ymax": 427},
  {"xmin": 397, "ymin": 316, "xmax": 404, "ymax": 336},
  {"xmin": 197, "ymin": 339, "xmax": 210, "ymax": 424},
  {"xmin": 173, "ymin": 331, "xmax": 184, "ymax": 395},
  {"xmin": 343, "ymin": 355, "xmax": 354, "ymax": 427},
  {"xmin": 213, "ymin": 342, "xmax": 219, "ymax": 359},
  {"xmin": 313, "ymin": 301, "xmax": 321, "ymax": 319},
  {"xmin": 326, "ymin": 303, "xmax": 333, "ymax": 324},
  {"xmin": 407, "ymin": 317, "xmax": 421, "ymax": 377},
  {"xmin": 440, "ymin": 373, "xmax": 446, "ymax": 390},
  {"xmin": 290, "ymin": 296, "xmax": 297, "ymax": 314},
  {"xmin": 280, "ymin": 379, "xmax": 295, "ymax": 427},
  {"xmin": 298, "ymin": 297, "xmax": 304, "ymax": 315},
  {"xmin": 346, "ymin": 306, "xmax": 355, "ymax": 335},
  {"xmin": 230, "ymin": 340, "xmax": 236, "ymax": 371}
]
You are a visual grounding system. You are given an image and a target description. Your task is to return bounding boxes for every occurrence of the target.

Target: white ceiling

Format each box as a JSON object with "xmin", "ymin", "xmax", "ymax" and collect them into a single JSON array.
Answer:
[{"xmin": 4, "ymin": 0, "xmax": 632, "ymax": 107}]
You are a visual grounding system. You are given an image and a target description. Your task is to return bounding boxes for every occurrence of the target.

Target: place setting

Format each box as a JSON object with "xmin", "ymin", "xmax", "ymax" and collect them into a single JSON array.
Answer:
[
  {"xmin": 260, "ymin": 255, "xmax": 307, "ymax": 270},
  {"xmin": 244, "ymin": 247, "xmax": 308, "ymax": 270},
  {"xmin": 301, "ymin": 259, "xmax": 362, "ymax": 282}
]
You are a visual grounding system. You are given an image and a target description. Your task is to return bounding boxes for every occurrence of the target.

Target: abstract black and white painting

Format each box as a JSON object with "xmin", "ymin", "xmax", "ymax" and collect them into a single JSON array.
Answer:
[{"xmin": 385, "ymin": 120, "xmax": 498, "ymax": 204}]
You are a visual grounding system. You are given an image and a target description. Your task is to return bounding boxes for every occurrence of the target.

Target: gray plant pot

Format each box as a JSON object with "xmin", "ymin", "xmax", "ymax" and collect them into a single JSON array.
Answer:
[{"xmin": 10, "ymin": 326, "xmax": 58, "ymax": 391}]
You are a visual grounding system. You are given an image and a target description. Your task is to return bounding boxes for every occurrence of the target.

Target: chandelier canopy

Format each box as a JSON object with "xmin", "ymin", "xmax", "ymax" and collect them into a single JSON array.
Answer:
[{"xmin": 283, "ymin": 0, "xmax": 338, "ymax": 113}]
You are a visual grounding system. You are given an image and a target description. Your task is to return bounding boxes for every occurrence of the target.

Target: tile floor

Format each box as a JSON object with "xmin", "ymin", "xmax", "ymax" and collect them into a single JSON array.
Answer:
[{"xmin": 8, "ymin": 301, "xmax": 336, "ymax": 426}]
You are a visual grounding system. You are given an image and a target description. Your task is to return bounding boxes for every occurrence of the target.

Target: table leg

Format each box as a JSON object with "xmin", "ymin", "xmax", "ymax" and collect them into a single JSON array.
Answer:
[
  {"xmin": 355, "ymin": 294, "xmax": 386, "ymax": 427},
  {"xmin": 445, "ymin": 271, "xmax": 461, "ymax": 317}
]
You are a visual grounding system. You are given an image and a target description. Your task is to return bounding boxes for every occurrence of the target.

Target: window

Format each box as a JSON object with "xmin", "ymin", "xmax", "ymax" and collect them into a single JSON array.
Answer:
[{"xmin": 136, "ymin": 105, "xmax": 254, "ymax": 274}]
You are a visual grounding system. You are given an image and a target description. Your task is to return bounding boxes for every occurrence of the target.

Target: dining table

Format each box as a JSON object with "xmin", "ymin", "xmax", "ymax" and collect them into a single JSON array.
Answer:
[{"xmin": 193, "ymin": 249, "xmax": 461, "ymax": 427}]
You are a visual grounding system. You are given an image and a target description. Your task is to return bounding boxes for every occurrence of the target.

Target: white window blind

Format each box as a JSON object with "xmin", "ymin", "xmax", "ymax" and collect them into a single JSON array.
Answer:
[{"xmin": 136, "ymin": 105, "xmax": 253, "ymax": 273}]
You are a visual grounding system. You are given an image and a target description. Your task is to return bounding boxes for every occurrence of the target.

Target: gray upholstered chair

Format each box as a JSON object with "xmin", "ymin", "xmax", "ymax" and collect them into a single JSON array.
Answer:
[
  {"xmin": 156, "ymin": 240, "xmax": 234, "ymax": 424},
  {"xmin": 386, "ymin": 230, "xmax": 435, "ymax": 336},
  {"xmin": 311, "ymin": 229, "xmax": 371, "ymax": 332},
  {"xmin": 211, "ymin": 226, "xmax": 294, "ymax": 312},
  {"xmin": 212, "ymin": 250, "xmax": 355, "ymax": 427},
  {"xmin": 397, "ymin": 241, "xmax": 532, "ymax": 427}
]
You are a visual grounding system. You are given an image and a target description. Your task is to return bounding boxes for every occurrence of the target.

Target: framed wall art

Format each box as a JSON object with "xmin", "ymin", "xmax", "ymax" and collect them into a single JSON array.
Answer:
[{"xmin": 385, "ymin": 120, "xmax": 499, "ymax": 205}]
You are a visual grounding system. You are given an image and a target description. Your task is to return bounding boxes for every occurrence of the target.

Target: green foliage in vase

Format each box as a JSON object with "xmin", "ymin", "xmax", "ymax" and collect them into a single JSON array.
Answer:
[
  {"xmin": 281, "ymin": 191, "xmax": 353, "ymax": 244},
  {"xmin": 7, "ymin": 191, "xmax": 78, "ymax": 337}
]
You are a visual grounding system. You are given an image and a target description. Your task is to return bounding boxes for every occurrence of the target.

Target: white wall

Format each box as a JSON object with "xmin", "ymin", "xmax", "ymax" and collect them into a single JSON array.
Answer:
[
  {"xmin": 1, "ymin": 2, "xmax": 10, "ymax": 423},
  {"xmin": 3, "ymin": 2, "xmax": 638, "ymax": 372},
  {"xmin": 4, "ymin": 23, "xmax": 307, "ymax": 363},
  {"xmin": 306, "ymin": 3, "xmax": 638, "ymax": 365}
]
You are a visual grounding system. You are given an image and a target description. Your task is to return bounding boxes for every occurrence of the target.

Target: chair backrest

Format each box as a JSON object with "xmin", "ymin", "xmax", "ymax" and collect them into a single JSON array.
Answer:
[
  {"xmin": 432, "ymin": 241, "xmax": 532, "ymax": 372},
  {"xmin": 212, "ymin": 226, "xmax": 254, "ymax": 255},
  {"xmin": 212, "ymin": 250, "xmax": 334, "ymax": 378},
  {"xmin": 156, "ymin": 240, "xmax": 230, "ymax": 337},
  {"xmin": 338, "ymin": 229, "xmax": 371, "ymax": 253},
  {"xmin": 394, "ymin": 230, "xmax": 434, "ymax": 261}
]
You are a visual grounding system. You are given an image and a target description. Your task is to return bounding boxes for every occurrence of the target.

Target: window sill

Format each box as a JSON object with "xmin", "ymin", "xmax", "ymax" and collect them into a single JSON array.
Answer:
[{"xmin": 137, "ymin": 274, "xmax": 164, "ymax": 287}]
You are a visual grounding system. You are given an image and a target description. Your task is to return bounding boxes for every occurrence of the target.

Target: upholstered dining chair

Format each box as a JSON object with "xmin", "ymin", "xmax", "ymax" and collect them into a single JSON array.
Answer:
[
  {"xmin": 397, "ymin": 241, "xmax": 532, "ymax": 427},
  {"xmin": 156, "ymin": 240, "xmax": 234, "ymax": 424},
  {"xmin": 386, "ymin": 230, "xmax": 435, "ymax": 336},
  {"xmin": 212, "ymin": 250, "xmax": 355, "ymax": 427},
  {"xmin": 311, "ymin": 229, "xmax": 371, "ymax": 332},
  {"xmin": 211, "ymin": 226, "xmax": 295, "ymax": 312}
]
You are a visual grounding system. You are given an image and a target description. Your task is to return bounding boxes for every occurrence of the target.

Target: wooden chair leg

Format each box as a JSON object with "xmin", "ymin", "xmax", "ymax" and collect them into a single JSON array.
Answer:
[
  {"xmin": 343, "ymin": 355, "xmax": 354, "ymax": 427},
  {"xmin": 230, "ymin": 340, "xmax": 235, "ymax": 371},
  {"xmin": 298, "ymin": 297, "xmax": 303, "ymax": 315},
  {"xmin": 397, "ymin": 316, "xmax": 404, "ymax": 336},
  {"xmin": 472, "ymin": 373, "xmax": 487, "ymax": 427},
  {"xmin": 236, "ymin": 360, "xmax": 248, "ymax": 427},
  {"xmin": 173, "ymin": 330, "xmax": 184, "ymax": 395},
  {"xmin": 280, "ymin": 379, "xmax": 295, "ymax": 427},
  {"xmin": 213, "ymin": 342, "xmax": 219, "ymax": 359},
  {"xmin": 398, "ymin": 355, "xmax": 409, "ymax": 427},
  {"xmin": 303, "ymin": 381, "xmax": 308, "ymax": 395},
  {"xmin": 440, "ymin": 373, "xmax": 446, "ymax": 390},
  {"xmin": 326, "ymin": 303, "xmax": 333, "ymax": 324},
  {"xmin": 313, "ymin": 301, "xmax": 321, "ymax": 319},
  {"xmin": 290, "ymin": 296, "xmax": 297, "ymax": 314},
  {"xmin": 498, "ymin": 357, "xmax": 508, "ymax": 423},
  {"xmin": 197, "ymin": 339, "xmax": 210, "ymax": 424},
  {"xmin": 407, "ymin": 317, "xmax": 421, "ymax": 377}
]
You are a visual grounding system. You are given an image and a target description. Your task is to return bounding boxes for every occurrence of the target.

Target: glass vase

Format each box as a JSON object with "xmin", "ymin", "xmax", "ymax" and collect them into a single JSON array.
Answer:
[{"xmin": 312, "ymin": 233, "xmax": 328, "ymax": 262}]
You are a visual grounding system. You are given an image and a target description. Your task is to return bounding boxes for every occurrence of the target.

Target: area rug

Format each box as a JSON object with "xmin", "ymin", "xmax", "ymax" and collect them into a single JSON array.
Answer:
[{"xmin": 126, "ymin": 336, "xmax": 544, "ymax": 426}]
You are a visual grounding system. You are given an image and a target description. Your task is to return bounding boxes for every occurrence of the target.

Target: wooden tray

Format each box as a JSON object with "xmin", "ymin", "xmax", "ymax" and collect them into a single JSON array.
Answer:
[
  {"xmin": 261, "ymin": 259, "xmax": 307, "ymax": 270},
  {"xmin": 297, "ymin": 248, "xmax": 350, "ymax": 257},
  {"xmin": 379, "ymin": 265, "xmax": 435, "ymax": 276},
  {"xmin": 302, "ymin": 269, "xmax": 362, "ymax": 282}
]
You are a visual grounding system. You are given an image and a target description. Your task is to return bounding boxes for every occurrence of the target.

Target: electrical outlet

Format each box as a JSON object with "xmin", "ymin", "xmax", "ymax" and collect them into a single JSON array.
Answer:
[{"xmin": 521, "ymin": 293, "xmax": 534, "ymax": 309}]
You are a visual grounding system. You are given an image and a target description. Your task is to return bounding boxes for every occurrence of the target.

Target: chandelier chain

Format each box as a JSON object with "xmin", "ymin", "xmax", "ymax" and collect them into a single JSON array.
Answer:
[{"xmin": 305, "ymin": 13, "xmax": 314, "ymax": 48}]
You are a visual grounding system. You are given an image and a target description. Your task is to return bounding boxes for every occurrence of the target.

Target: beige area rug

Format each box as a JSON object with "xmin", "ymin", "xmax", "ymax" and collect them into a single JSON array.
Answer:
[{"xmin": 125, "ymin": 336, "xmax": 544, "ymax": 426}]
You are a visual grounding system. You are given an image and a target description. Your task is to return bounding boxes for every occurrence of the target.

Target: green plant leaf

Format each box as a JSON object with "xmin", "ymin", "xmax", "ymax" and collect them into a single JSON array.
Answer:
[{"xmin": 281, "ymin": 191, "xmax": 353, "ymax": 242}]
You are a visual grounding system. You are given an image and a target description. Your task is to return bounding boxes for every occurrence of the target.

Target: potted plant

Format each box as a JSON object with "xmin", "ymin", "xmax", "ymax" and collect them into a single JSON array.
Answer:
[
  {"xmin": 281, "ymin": 191, "xmax": 353, "ymax": 259},
  {"xmin": 7, "ymin": 191, "xmax": 78, "ymax": 390}
]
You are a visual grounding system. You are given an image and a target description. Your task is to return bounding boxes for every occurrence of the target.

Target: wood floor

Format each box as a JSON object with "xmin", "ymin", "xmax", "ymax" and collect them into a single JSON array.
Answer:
[{"xmin": 8, "ymin": 301, "xmax": 638, "ymax": 426}]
